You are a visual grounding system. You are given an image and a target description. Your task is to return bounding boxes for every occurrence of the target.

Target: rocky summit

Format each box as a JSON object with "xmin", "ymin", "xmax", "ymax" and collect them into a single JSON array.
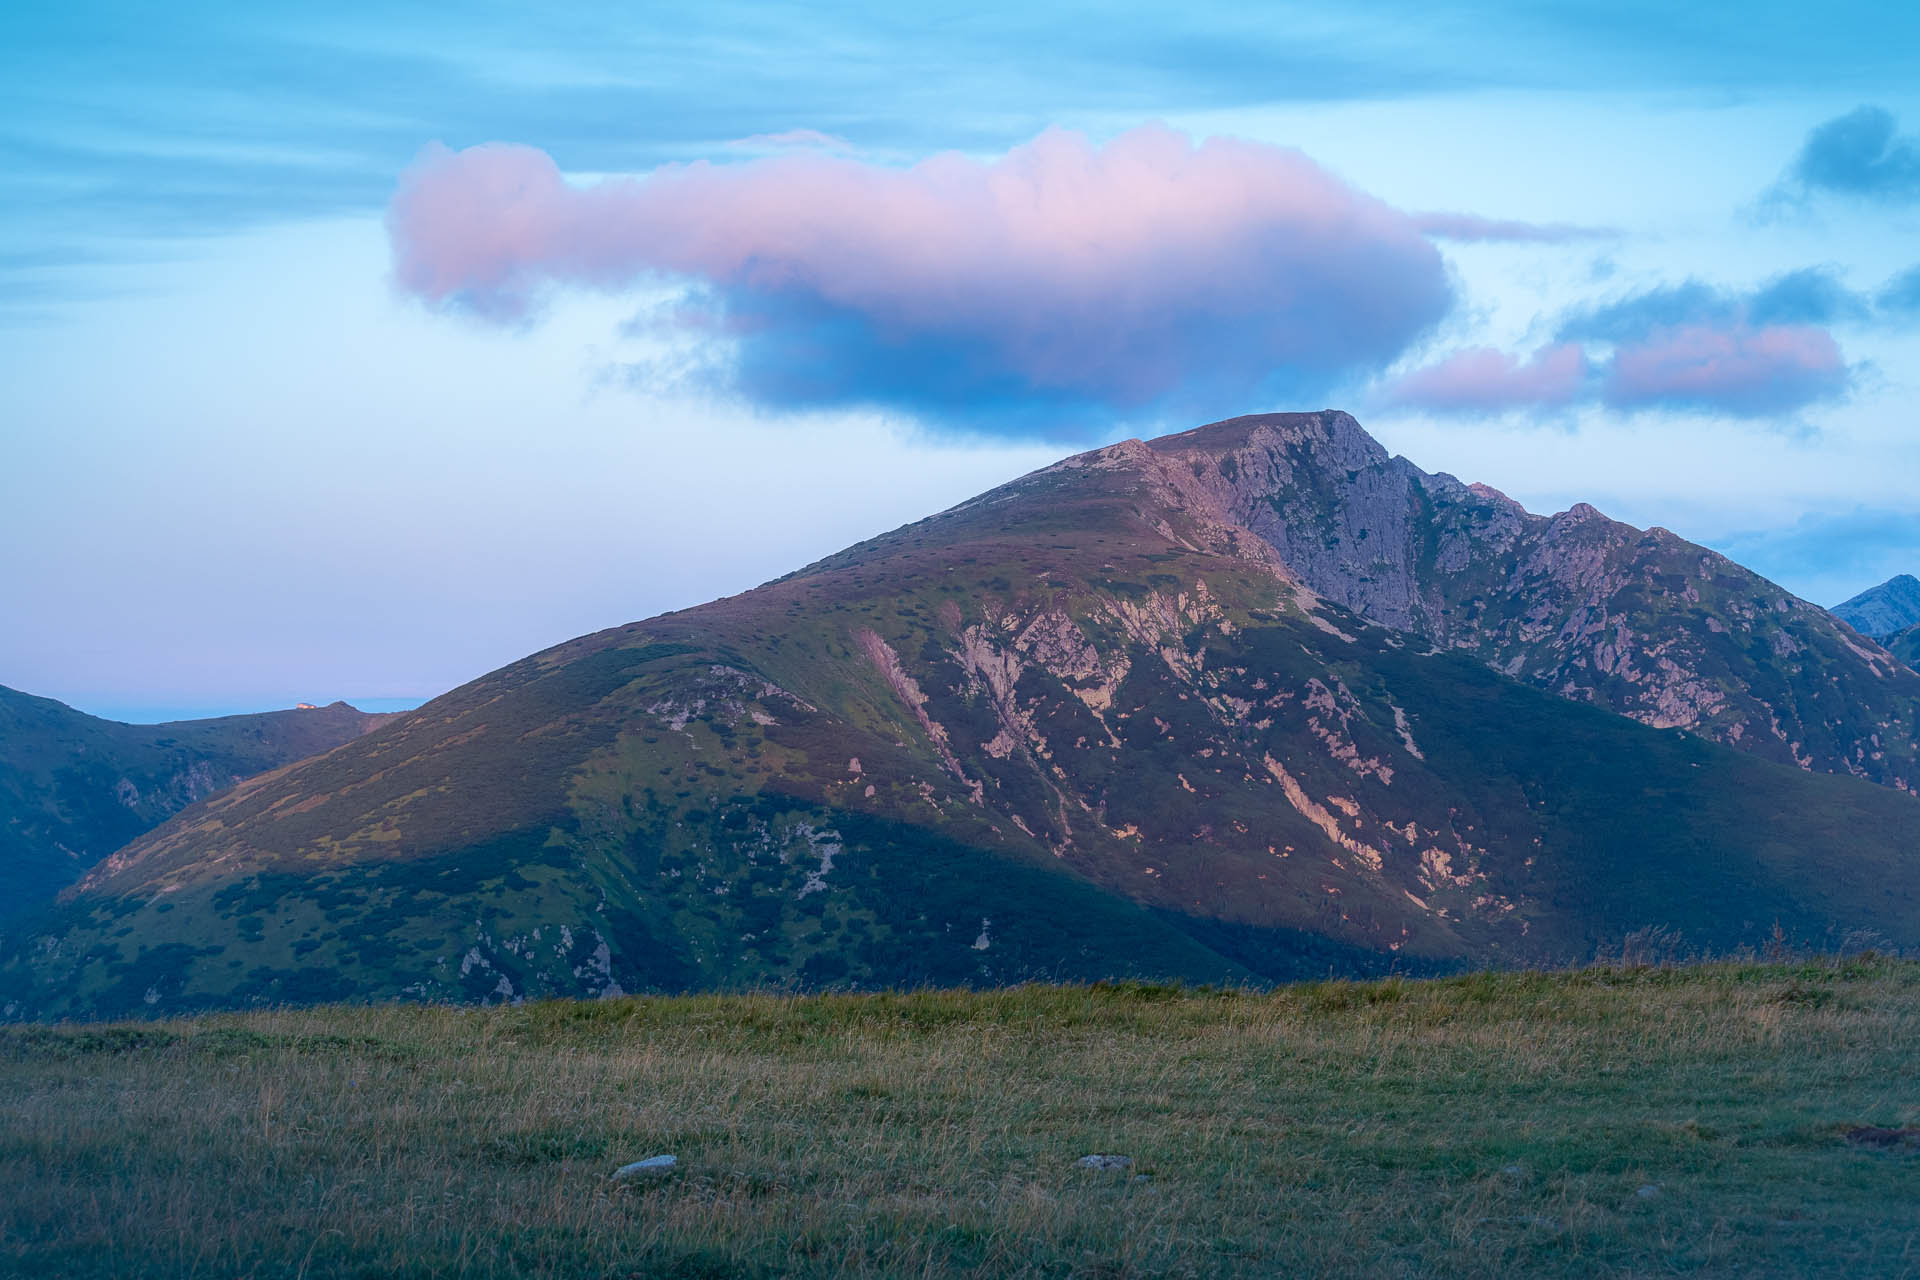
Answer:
[
  {"xmin": 4, "ymin": 412, "xmax": 1917, "ymax": 1020},
  {"xmin": 1142, "ymin": 415, "xmax": 1920, "ymax": 786}
]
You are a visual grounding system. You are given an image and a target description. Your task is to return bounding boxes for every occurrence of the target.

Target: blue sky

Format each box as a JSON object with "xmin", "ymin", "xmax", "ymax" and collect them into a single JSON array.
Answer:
[{"xmin": 4, "ymin": 1, "xmax": 1920, "ymax": 720}]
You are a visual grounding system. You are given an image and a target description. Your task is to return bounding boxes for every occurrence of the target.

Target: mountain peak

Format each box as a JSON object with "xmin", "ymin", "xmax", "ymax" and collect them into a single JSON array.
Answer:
[
  {"xmin": 1833, "ymin": 574, "xmax": 1920, "ymax": 639},
  {"xmin": 1146, "ymin": 409, "xmax": 1390, "ymax": 470},
  {"xmin": 1074, "ymin": 413, "xmax": 1920, "ymax": 783}
]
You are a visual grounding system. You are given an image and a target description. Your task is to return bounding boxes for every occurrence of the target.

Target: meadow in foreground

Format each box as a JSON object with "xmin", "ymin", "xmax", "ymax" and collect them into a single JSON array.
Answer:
[{"xmin": 3, "ymin": 959, "xmax": 1917, "ymax": 1278}]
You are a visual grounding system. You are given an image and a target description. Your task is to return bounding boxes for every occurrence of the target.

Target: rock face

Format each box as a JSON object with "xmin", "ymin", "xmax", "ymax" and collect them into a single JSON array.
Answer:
[
  {"xmin": 1137, "ymin": 414, "xmax": 1920, "ymax": 789},
  {"xmin": 0, "ymin": 689, "xmax": 390, "ymax": 917},
  {"xmin": 4, "ymin": 412, "xmax": 1919, "ymax": 1021},
  {"xmin": 1834, "ymin": 575, "xmax": 1920, "ymax": 640}
]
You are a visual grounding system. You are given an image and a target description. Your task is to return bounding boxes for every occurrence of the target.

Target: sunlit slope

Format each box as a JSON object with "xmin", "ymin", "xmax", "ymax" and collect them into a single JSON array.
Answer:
[
  {"xmin": 1144, "ymin": 415, "xmax": 1920, "ymax": 788},
  {"xmin": 5, "ymin": 418, "xmax": 1917, "ymax": 1019}
]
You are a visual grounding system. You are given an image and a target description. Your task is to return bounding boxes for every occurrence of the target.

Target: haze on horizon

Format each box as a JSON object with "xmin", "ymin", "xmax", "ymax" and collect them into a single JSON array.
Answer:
[{"xmin": 5, "ymin": 1, "xmax": 1920, "ymax": 722}]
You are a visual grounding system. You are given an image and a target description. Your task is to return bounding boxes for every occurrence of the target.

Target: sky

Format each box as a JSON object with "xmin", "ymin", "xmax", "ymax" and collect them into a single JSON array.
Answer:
[{"xmin": 4, "ymin": 1, "xmax": 1920, "ymax": 721}]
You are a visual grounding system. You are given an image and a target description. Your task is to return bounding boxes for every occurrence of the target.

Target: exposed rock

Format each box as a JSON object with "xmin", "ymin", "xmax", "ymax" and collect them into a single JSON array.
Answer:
[
  {"xmin": 1140, "ymin": 413, "xmax": 1920, "ymax": 789},
  {"xmin": 1075, "ymin": 1154, "xmax": 1134, "ymax": 1171},
  {"xmin": 612, "ymin": 1155, "xmax": 678, "ymax": 1179}
]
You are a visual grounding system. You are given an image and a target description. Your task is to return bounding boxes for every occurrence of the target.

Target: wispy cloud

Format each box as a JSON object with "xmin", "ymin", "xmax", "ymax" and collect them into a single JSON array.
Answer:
[
  {"xmin": 1410, "ymin": 212, "xmax": 1612, "ymax": 243},
  {"xmin": 1380, "ymin": 343, "xmax": 1587, "ymax": 412},
  {"xmin": 388, "ymin": 125, "xmax": 1456, "ymax": 434},
  {"xmin": 724, "ymin": 129, "xmax": 856, "ymax": 154},
  {"xmin": 1879, "ymin": 265, "xmax": 1920, "ymax": 318},
  {"xmin": 1382, "ymin": 267, "xmax": 1901, "ymax": 419},
  {"xmin": 1764, "ymin": 105, "xmax": 1920, "ymax": 209},
  {"xmin": 1600, "ymin": 323, "xmax": 1847, "ymax": 416}
]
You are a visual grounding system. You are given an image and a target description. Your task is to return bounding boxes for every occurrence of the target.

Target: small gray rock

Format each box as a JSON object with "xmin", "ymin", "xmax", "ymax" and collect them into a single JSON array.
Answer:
[
  {"xmin": 1635, "ymin": 1184, "xmax": 1660, "ymax": 1199},
  {"xmin": 613, "ymin": 1155, "xmax": 678, "ymax": 1180},
  {"xmin": 1076, "ymin": 1154, "xmax": 1133, "ymax": 1171}
]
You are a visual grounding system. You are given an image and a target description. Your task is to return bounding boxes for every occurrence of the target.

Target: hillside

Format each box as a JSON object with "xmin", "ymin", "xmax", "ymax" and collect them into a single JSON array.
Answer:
[
  {"xmin": 0, "ymin": 690, "xmax": 388, "ymax": 917},
  {"xmin": 4, "ymin": 960, "xmax": 1916, "ymax": 1279},
  {"xmin": 1832, "ymin": 573, "xmax": 1920, "ymax": 639},
  {"xmin": 4, "ymin": 413, "xmax": 1918, "ymax": 1020},
  {"xmin": 1887, "ymin": 622, "xmax": 1920, "ymax": 672}
]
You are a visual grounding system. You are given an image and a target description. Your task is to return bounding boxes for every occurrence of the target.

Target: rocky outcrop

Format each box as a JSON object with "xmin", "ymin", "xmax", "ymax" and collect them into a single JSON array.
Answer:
[{"xmin": 1119, "ymin": 413, "xmax": 1920, "ymax": 790}]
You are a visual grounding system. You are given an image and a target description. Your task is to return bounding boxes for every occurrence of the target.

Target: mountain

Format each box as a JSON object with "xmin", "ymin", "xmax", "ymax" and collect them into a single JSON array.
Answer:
[
  {"xmin": 0, "ymin": 689, "xmax": 388, "ymax": 918},
  {"xmin": 1888, "ymin": 623, "xmax": 1920, "ymax": 673},
  {"xmin": 4, "ymin": 412, "xmax": 1917, "ymax": 1021},
  {"xmin": 1833, "ymin": 575, "xmax": 1920, "ymax": 640}
]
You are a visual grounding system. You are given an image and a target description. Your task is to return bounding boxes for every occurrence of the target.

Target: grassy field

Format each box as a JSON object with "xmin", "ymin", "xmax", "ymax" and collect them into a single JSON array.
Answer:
[{"xmin": 3, "ymin": 960, "xmax": 1918, "ymax": 1278}]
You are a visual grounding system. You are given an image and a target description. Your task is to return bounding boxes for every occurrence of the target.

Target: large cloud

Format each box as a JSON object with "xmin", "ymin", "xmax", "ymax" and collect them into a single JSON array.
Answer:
[
  {"xmin": 1384, "ymin": 270, "xmax": 1866, "ymax": 419},
  {"xmin": 387, "ymin": 126, "xmax": 1454, "ymax": 433}
]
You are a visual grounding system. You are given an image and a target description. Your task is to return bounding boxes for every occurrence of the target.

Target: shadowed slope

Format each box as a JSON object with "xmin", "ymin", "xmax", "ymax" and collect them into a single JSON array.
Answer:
[
  {"xmin": 0, "ymin": 689, "xmax": 389, "ymax": 917},
  {"xmin": 1886, "ymin": 623, "xmax": 1920, "ymax": 672}
]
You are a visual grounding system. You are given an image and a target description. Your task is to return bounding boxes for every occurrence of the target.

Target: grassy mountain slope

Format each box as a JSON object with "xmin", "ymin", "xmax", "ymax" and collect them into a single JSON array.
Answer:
[
  {"xmin": 4, "ymin": 415, "xmax": 1917, "ymax": 1020},
  {"xmin": 1884, "ymin": 622, "xmax": 1920, "ymax": 672},
  {"xmin": 0, "ymin": 689, "xmax": 387, "ymax": 917}
]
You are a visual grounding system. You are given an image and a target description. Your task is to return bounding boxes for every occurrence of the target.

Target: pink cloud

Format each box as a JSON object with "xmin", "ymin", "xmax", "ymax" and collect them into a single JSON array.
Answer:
[
  {"xmin": 386, "ymin": 125, "xmax": 1453, "ymax": 428},
  {"xmin": 1381, "ymin": 342, "xmax": 1589, "ymax": 413},
  {"xmin": 1604, "ymin": 323, "xmax": 1849, "ymax": 415}
]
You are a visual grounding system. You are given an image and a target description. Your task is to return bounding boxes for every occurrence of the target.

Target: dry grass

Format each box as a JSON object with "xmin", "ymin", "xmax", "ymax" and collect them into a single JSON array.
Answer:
[{"xmin": 4, "ymin": 959, "xmax": 1918, "ymax": 1278}]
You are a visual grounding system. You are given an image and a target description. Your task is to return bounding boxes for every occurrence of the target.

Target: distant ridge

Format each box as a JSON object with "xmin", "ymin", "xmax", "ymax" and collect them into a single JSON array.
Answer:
[
  {"xmin": 0, "ymin": 687, "xmax": 390, "ymax": 917},
  {"xmin": 1833, "ymin": 574, "xmax": 1920, "ymax": 639}
]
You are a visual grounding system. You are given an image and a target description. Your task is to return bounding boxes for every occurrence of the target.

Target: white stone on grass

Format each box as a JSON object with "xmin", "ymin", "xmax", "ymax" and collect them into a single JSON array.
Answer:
[
  {"xmin": 1075, "ymin": 1154, "xmax": 1133, "ymax": 1171},
  {"xmin": 613, "ymin": 1155, "xmax": 678, "ymax": 1180}
]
